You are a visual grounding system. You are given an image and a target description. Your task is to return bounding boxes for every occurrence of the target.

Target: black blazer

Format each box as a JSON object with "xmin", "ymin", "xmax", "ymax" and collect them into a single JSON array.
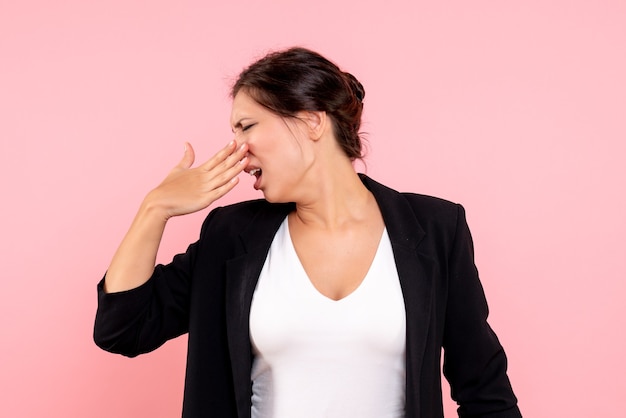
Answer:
[{"xmin": 94, "ymin": 175, "xmax": 521, "ymax": 418}]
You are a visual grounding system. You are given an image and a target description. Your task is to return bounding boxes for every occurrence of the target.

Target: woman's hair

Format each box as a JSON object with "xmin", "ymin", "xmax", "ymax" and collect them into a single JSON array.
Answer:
[{"xmin": 232, "ymin": 47, "xmax": 365, "ymax": 160}]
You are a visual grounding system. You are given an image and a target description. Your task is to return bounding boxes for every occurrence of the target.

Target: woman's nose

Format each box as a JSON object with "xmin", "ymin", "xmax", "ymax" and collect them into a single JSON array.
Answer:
[{"xmin": 234, "ymin": 131, "xmax": 249, "ymax": 145}]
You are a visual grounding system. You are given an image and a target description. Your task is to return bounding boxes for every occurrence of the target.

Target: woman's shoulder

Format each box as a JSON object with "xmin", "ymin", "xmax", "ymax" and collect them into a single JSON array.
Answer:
[
  {"xmin": 399, "ymin": 191, "xmax": 459, "ymax": 209},
  {"xmin": 199, "ymin": 199, "xmax": 294, "ymax": 236},
  {"xmin": 210, "ymin": 198, "xmax": 272, "ymax": 215},
  {"xmin": 400, "ymin": 192, "xmax": 461, "ymax": 219},
  {"xmin": 361, "ymin": 174, "xmax": 462, "ymax": 222},
  {"xmin": 211, "ymin": 198, "xmax": 294, "ymax": 217}
]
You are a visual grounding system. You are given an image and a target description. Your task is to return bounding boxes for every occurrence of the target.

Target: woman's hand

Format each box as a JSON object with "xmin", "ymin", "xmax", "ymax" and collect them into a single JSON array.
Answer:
[
  {"xmin": 145, "ymin": 140, "xmax": 249, "ymax": 220},
  {"xmin": 103, "ymin": 140, "xmax": 248, "ymax": 293}
]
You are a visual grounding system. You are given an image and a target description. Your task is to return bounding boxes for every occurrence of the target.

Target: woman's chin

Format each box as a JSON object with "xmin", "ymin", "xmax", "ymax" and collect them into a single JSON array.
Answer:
[
  {"xmin": 261, "ymin": 189, "xmax": 290, "ymax": 204},
  {"xmin": 263, "ymin": 194, "xmax": 283, "ymax": 203}
]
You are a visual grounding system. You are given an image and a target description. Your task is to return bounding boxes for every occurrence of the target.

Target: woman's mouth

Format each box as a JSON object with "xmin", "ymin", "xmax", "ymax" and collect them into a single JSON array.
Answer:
[{"xmin": 248, "ymin": 168, "xmax": 262, "ymax": 189}]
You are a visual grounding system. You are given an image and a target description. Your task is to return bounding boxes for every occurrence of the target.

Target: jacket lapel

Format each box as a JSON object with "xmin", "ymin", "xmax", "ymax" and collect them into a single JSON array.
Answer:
[
  {"xmin": 225, "ymin": 202, "xmax": 293, "ymax": 418},
  {"xmin": 362, "ymin": 175, "xmax": 435, "ymax": 415}
]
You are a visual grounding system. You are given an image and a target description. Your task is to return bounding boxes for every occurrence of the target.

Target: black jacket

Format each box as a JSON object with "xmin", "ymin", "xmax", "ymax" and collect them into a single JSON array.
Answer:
[{"xmin": 94, "ymin": 175, "xmax": 521, "ymax": 417}]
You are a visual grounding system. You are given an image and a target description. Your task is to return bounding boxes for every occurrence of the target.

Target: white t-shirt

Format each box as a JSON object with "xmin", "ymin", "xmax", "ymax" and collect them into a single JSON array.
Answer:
[{"xmin": 250, "ymin": 219, "xmax": 406, "ymax": 418}]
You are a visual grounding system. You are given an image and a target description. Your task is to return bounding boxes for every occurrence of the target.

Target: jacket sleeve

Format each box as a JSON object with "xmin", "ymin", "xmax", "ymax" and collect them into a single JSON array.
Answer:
[
  {"xmin": 442, "ymin": 205, "xmax": 522, "ymax": 417},
  {"xmin": 93, "ymin": 209, "xmax": 216, "ymax": 357}
]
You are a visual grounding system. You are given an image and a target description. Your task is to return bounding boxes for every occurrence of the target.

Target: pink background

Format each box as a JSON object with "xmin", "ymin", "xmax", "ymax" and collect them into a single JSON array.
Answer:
[{"xmin": 1, "ymin": 1, "xmax": 625, "ymax": 416}]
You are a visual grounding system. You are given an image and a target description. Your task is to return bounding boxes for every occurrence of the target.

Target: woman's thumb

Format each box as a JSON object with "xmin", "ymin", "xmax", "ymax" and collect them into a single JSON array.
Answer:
[{"xmin": 178, "ymin": 142, "xmax": 195, "ymax": 168}]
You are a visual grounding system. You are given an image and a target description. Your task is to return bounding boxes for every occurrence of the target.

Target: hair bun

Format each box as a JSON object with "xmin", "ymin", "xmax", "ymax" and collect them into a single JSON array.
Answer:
[{"xmin": 344, "ymin": 72, "xmax": 365, "ymax": 102}]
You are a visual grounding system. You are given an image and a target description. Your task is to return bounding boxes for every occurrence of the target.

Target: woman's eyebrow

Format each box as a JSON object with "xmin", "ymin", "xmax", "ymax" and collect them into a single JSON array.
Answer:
[{"xmin": 231, "ymin": 118, "xmax": 250, "ymax": 132}]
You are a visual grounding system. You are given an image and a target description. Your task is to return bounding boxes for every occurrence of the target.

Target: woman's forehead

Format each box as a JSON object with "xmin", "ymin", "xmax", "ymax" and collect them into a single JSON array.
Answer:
[{"xmin": 230, "ymin": 91, "xmax": 254, "ymax": 124}]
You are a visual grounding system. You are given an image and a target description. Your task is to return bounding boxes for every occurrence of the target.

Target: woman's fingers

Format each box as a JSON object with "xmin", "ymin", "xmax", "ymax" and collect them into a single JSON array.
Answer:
[
  {"xmin": 148, "ymin": 140, "xmax": 250, "ymax": 218},
  {"xmin": 196, "ymin": 140, "xmax": 249, "ymax": 193},
  {"xmin": 201, "ymin": 140, "xmax": 248, "ymax": 173},
  {"xmin": 203, "ymin": 163, "xmax": 245, "ymax": 202},
  {"xmin": 205, "ymin": 155, "xmax": 248, "ymax": 190}
]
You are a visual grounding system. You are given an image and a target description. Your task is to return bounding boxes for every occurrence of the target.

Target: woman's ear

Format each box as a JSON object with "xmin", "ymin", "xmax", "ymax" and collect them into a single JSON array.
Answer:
[{"xmin": 297, "ymin": 110, "xmax": 327, "ymax": 141}]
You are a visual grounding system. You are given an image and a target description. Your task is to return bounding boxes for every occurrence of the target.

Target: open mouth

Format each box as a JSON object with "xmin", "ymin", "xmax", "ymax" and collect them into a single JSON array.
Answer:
[{"xmin": 247, "ymin": 167, "xmax": 262, "ymax": 189}]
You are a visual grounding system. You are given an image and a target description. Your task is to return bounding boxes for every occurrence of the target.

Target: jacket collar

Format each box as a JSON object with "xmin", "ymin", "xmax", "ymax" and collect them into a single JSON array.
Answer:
[
  {"xmin": 361, "ymin": 174, "xmax": 434, "ymax": 414},
  {"xmin": 225, "ymin": 175, "xmax": 433, "ymax": 417},
  {"xmin": 359, "ymin": 174, "xmax": 425, "ymax": 249},
  {"xmin": 224, "ymin": 201, "xmax": 293, "ymax": 417}
]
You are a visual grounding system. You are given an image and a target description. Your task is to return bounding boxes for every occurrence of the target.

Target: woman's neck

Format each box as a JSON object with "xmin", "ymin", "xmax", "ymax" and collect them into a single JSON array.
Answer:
[{"xmin": 292, "ymin": 161, "xmax": 375, "ymax": 231}]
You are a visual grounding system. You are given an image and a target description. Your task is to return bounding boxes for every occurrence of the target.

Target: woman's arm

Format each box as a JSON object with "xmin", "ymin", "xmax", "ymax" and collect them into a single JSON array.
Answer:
[
  {"xmin": 443, "ymin": 205, "xmax": 521, "ymax": 417},
  {"xmin": 104, "ymin": 140, "xmax": 248, "ymax": 293}
]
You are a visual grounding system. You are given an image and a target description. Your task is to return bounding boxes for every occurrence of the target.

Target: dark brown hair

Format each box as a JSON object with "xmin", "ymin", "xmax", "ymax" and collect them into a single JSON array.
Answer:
[{"xmin": 232, "ymin": 47, "xmax": 365, "ymax": 160}]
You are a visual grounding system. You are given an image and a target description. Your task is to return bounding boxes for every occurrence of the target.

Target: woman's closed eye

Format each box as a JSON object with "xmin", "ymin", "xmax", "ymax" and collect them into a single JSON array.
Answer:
[{"xmin": 242, "ymin": 123, "xmax": 256, "ymax": 132}]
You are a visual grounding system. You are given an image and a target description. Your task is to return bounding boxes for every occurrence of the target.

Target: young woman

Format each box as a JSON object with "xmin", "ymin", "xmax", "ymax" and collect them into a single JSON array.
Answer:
[{"xmin": 95, "ymin": 47, "xmax": 521, "ymax": 418}]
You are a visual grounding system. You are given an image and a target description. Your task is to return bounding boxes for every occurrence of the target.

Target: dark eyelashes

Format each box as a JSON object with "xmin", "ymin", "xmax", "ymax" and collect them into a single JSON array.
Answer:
[{"xmin": 242, "ymin": 123, "xmax": 256, "ymax": 132}]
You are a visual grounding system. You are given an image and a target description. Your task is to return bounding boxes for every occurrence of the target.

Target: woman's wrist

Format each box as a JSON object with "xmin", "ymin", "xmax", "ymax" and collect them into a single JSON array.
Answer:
[{"xmin": 140, "ymin": 189, "xmax": 174, "ymax": 222}]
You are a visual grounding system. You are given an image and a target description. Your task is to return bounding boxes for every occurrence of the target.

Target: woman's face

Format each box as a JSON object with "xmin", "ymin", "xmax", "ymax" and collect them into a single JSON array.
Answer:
[{"xmin": 230, "ymin": 91, "xmax": 315, "ymax": 203}]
